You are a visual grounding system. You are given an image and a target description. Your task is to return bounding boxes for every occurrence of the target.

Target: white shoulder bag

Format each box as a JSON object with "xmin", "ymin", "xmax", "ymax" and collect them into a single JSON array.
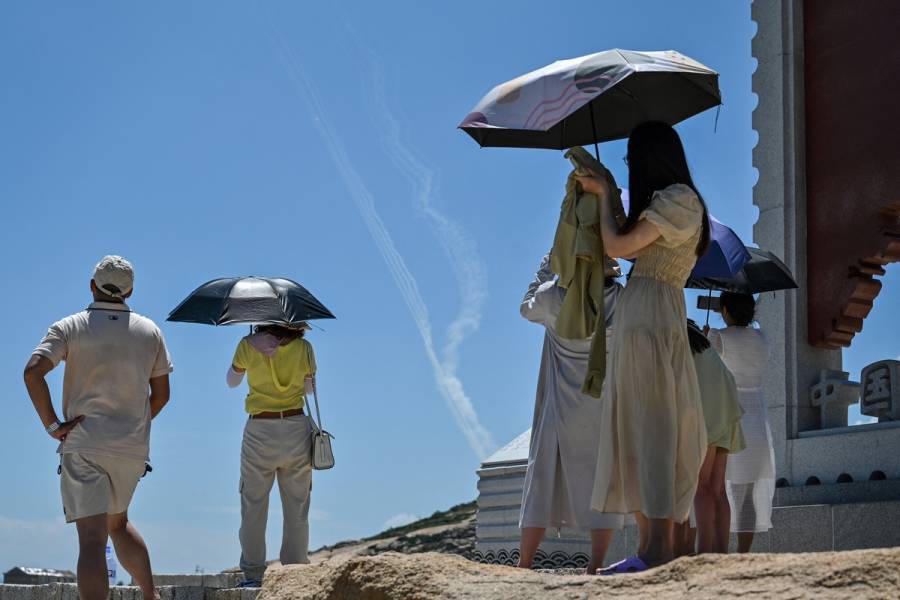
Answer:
[
  {"xmin": 307, "ymin": 381, "xmax": 335, "ymax": 470},
  {"xmin": 305, "ymin": 344, "xmax": 335, "ymax": 470}
]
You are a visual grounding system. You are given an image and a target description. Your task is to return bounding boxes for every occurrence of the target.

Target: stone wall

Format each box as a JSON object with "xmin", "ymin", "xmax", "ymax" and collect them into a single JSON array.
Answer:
[{"xmin": 0, "ymin": 584, "xmax": 257, "ymax": 600}]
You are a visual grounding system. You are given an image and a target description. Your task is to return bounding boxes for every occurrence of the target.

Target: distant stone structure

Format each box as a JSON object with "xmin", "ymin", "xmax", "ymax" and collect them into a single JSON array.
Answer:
[
  {"xmin": 473, "ymin": 432, "xmax": 640, "ymax": 568},
  {"xmin": 475, "ymin": 0, "xmax": 900, "ymax": 565},
  {"xmin": 3, "ymin": 568, "xmax": 75, "ymax": 585}
]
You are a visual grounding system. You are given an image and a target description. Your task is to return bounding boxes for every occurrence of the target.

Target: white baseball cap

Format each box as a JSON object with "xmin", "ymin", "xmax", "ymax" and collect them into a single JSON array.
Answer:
[{"xmin": 93, "ymin": 255, "xmax": 134, "ymax": 298}]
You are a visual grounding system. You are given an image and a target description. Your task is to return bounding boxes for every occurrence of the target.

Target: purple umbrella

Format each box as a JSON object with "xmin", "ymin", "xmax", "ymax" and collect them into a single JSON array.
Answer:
[
  {"xmin": 695, "ymin": 216, "xmax": 752, "ymax": 279},
  {"xmin": 620, "ymin": 189, "xmax": 750, "ymax": 279}
]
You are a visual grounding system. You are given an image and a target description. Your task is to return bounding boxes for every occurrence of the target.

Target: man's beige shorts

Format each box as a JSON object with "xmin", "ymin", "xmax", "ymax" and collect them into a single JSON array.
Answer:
[{"xmin": 60, "ymin": 452, "xmax": 145, "ymax": 522}]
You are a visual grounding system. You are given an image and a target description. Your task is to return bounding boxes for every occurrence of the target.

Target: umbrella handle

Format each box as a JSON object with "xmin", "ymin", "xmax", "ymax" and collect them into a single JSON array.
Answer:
[
  {"xmin": 589, "ymin": 100, "xmax": 600, "ymax": 160},
  {"xmin": 705, "ymin": 290, "xmax": 713, "ymax": 328}
]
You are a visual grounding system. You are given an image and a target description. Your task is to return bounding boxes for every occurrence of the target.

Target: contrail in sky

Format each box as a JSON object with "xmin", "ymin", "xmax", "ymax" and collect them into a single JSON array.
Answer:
[{"xmin": 263, "ymin": 15, "xmax": 495, "ymax": 459}]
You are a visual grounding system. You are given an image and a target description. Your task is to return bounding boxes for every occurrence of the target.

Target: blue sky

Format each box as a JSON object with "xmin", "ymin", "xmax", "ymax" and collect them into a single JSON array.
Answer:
[{"xmin": 1, "ymin": 1, "xmax": 896, "ymax": 575}]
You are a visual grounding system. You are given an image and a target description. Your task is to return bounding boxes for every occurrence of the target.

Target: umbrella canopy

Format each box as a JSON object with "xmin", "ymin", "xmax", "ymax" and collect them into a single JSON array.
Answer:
[
  {"xmin": 692, "ymin": 216, "xmax": 752, "ymax": 279},
  {"xmin": 167, "ymin": 276, "xmax": 335, "ymax": 326},
  {"xmin": 620, "ymin": 189, "xmax": 749, "ymax": 279},
  {"xmin": 460, "ymin": 49, "xmax": 720, "ymax": 149},
  {"xmin": 687, "ymin": 248, "xmax": 798, "ymax": 294}
]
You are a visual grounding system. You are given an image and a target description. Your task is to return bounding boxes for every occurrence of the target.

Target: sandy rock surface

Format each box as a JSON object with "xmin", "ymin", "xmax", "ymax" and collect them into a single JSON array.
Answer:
[
  {"xmin": 259, "ymin": 549, "xmax": 900, "ymax": 600},
  {"xmin": 308, "ymin": 503, "xmax": 476, "ymax": 564}
]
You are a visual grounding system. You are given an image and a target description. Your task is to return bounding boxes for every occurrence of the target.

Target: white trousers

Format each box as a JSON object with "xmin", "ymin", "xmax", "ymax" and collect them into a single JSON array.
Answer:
[{"xmin": 239, "ymin": 415, "xmax": 313, "ymax": 580}]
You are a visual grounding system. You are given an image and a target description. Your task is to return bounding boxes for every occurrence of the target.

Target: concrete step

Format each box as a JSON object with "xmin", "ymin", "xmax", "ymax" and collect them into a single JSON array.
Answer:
[
  {"xmin": 0, "ymin": 584, "xmax": 260, "ymax": 600},
  {"xmin": 151, "ymin": 575, "xmax": 242, "ymax": 589}
]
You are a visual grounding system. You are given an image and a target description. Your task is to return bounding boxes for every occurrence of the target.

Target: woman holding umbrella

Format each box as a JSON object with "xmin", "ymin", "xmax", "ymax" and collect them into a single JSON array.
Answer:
[
  {"xmin": 226, "ymin": 322, "xmax": 318, "ymax": 586},
  {"xmin": 576, "ymin": 121, "xmax": 710, "ymax": 573},
  {"xmin": 167, "ymin": 276, "xmax": 334, "ymax": 587}
]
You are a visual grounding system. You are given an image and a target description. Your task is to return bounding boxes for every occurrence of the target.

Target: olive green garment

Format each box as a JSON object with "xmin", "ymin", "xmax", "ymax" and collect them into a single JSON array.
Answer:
[
  {"xmin": 550, "ymin": 147, "xmax": 622, "ymax": 397},
  {"xmin": 692, "ymin": 347, "xmax": 747, "ymax": 453}
]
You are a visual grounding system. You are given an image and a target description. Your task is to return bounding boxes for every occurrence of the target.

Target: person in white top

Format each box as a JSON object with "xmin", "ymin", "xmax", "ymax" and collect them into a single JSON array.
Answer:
[
  {"xmin": 706, "ymin": 292, "xmax": 775, "ymax": 553},
  {"xmin": 24, "ymin": 256, "xmax": 173, "ymax": 600}
]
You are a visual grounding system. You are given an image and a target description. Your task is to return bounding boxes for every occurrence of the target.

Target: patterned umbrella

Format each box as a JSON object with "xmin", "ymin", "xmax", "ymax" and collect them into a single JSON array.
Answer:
[
  {"xmin": 167, "ymin": 276, "xmax": 335, "ymax": 326},
  {"xmin": 460, "ymin": 49, "xmax": 720, "ymax": 151}
]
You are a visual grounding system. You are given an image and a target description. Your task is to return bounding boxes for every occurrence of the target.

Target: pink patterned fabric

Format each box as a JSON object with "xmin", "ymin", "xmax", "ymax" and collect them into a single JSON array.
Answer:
[{"xmin": 244, "ymin": 332, "xmax": 280, "ymax": 357}]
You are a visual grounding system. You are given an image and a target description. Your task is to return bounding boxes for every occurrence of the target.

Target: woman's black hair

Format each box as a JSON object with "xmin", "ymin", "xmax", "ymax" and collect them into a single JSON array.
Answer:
[
  {"xmin": 254, "ymin": 324, "xmax": 305, "ymax": 341},
  {"xmin": 686, "ymin": 319, "xmax": 711, "ymax": 355},
  {"xmin": 623, "ymin": 121, "xmax": 711, "ymax": 257},
  {"xmin": 720, "ymin": 292, "xmax": 756, "ymax": 326}
]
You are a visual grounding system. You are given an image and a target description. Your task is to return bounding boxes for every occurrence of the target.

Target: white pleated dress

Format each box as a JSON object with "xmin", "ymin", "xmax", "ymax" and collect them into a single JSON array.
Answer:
[
  {"xmin": 519, "ymin": 260, "xmax": 625, "ymax": 531},
  {"xmin": 708, "ymin": 326, "xmax": 775, "ymax": 533}
]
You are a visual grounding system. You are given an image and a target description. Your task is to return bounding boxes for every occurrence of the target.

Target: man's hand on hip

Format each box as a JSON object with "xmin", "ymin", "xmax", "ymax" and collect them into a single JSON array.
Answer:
[{"xmin": 49, "ymin": 416, "xmax": 85, "ymax": 441}]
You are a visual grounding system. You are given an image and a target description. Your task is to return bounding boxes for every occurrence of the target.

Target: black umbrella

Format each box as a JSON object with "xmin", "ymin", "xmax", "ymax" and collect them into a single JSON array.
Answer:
[
  {"xmin": 167, "ymin": 277, "xmax": 335, "ymax": 326},
  {"xmin": 687, "ymin": 248, "xmax": 798, "ymax": 294}
]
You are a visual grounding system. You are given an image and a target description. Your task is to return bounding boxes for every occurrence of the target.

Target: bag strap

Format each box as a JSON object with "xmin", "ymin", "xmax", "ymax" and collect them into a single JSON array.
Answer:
[
  {"xmin": 310, "ymin": 385, "xmax": 324, "ymax": 432},
  {"xmin": 306, "ymin": 342, "xmax": 325, "ymax": 433}
]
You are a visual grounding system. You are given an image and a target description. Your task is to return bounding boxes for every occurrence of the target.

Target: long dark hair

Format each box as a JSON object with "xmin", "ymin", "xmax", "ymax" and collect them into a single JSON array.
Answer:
[{"xmin": 624, "ymin": 122, "xmax": 711, "ymax": 257}]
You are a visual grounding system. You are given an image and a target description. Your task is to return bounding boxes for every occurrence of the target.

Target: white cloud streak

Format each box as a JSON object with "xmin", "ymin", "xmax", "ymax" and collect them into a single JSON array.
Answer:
[{"xmin": 261, "ymin": 14, "xmax": 494, "ymax": 459}]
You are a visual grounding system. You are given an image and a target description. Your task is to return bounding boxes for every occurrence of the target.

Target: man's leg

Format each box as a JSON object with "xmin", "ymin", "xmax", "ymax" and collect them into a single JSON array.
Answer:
[
  {"xmin": 586, "ymin": 529, "xmax": 614, "ymax": 574},
  {"xmin": 517, "ymin": 527, "xmax": 545, "ymax": 568},
  {"xmin": 109, "ymin": 512, "xmax": 157, "ymax": 600},
  {"xmin": 74, "ymin": 514, "xmax": 109, "ymax": 600}
]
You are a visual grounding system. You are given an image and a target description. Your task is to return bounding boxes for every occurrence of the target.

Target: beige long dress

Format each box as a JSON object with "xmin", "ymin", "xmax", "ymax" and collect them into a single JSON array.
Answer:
[{"xmin": 591, "ymin": 183, "xmax": 708, "ymax": 521}]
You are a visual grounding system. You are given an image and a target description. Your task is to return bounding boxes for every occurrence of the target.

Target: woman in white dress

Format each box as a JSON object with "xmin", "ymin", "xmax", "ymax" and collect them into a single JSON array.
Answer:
[
  {"xmin": 707, "ymin": 292, "xmax": 775, "ymax": 553},
  {"xmin": 579, "ymin": 122, "xmax": 710, "ymax": 572},
  {"xmin": 518, "ymin": 254, "xmax": 625, "ymax": 574}
]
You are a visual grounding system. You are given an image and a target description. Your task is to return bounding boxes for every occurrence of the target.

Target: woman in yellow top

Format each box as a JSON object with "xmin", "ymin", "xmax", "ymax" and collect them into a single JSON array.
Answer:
[
  {"xmin": 576, "ymin": 122, "xmax": 710, "ymax": 573},
  {"xmin": 226, "ymin": 323, "xmax": 317, "ymax": 587},
  {"xmin": 686, "ymin": 319, "xmax": 744, "ymax": 556}
]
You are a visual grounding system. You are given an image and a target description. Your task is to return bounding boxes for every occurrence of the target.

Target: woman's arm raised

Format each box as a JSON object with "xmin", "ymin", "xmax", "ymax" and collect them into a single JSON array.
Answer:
[{"xmin": 574, "ymin": 171, "xmax": 661, "ymax": 259}]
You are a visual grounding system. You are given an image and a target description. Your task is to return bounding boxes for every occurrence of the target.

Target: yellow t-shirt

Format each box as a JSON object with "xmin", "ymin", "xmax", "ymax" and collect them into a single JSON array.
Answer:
[{"xmin": 232, "ymin": 337, "xmax": 316, "ymax": 414}]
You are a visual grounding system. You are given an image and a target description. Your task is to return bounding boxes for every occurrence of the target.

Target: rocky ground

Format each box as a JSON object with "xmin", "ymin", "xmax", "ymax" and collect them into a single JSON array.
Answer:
[
  {"xmin": 308, "ymin": 502, "xmax": 476, "ymax": 564},
  {"xmin": 260, "ymin": 548, "xmax": 900, "ymax": 600},
  {"xmin": 235, "ymin": 501, "xmax": 899, "ymax": 598}
]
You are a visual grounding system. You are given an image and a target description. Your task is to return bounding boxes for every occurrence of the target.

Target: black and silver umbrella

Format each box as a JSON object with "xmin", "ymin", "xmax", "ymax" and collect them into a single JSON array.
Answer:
[
  {"xmin": 167, "ymin": 276, "xmax": 335, "ymax": 326},
  {"xmin": 687, "ymin": 248, "xmax": 798, "ymax": 294}
]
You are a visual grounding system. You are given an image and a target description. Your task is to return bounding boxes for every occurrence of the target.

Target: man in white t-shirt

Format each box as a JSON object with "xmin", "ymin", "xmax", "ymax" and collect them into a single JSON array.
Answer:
[{"xmin": 24, "ymin": 256, "xmax": 173, "ymax": 600}]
